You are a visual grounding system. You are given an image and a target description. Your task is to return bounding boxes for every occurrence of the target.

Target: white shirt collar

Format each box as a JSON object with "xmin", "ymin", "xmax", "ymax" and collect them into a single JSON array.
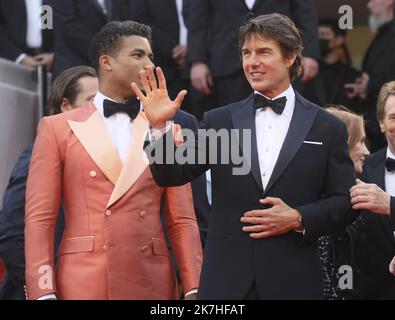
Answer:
[
  {"xmin": 386, "ymin": 147, "xmax": 395, "ymax": 160},
  {"xmin": 254, "ymin": 85, "xmax": 295, "ymax": 118},
  {"xmin": 93, "ymin": 91, "xmax": 142, "ymax": 118}
]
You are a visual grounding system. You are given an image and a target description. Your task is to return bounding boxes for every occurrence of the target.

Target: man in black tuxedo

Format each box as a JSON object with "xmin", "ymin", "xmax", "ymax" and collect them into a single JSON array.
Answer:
[
  {"xmin": 0, "ymin": 0, "xmax": 53, "ymax": 69},
  {"xmin": 346, "ymin": 0, "xmax": 395, "ymax": 152},
  {"xmin": 134, "ymin": 14, "xmax": 355, "ymax": 299},
  {"xmin": 350, "ymin": 81, "xmax": 395, "ymax": 299},
  {"xmin": 187, "ymin": 0, "xmax": 320, "ymax": 112},
  {"xmin": 52, "ymin": 0, "xmax": 127, "ymax": 77}
]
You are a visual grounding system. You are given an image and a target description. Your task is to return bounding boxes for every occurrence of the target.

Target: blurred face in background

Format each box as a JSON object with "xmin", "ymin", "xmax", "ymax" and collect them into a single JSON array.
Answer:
[
  {"xmin": 318, "ymin": 25, "xmax": 345, "ymax": 59},
  {"xmin": 380, "ymin": 95, "xmax": 395, "ymax": 154},
  {"xmin": 367, "ymin": 0, "xmax": 394, "ymax": 32},
  {"xmin": 60, "ymin": 76, "xmax": 98, "ymax": 113},
  {"xmin": 350, "ymin": 134, "xmax": 370, "ymax": 175}
]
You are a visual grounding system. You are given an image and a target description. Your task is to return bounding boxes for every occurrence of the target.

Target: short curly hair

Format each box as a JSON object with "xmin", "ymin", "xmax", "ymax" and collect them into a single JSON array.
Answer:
[{"xmin": 89, "ymin": 20, "xmax": 152, "ymax": 73}]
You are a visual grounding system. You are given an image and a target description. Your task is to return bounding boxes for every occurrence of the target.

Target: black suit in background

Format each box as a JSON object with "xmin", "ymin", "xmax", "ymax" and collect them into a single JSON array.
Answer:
[
  {"xmin": 302, "ymin": 61, "xmax": 361, "ymax": 110},
  {"xmin": 356, "ymin": 149, "xmax": 395, "ymax": 299},
  {"xmin": 0, "ymin": 0, "xmax": 53, "ymax": 61},
  {"xmin": 359, "ymin": 21, "xmax": 395, "ymax": 152},
  {"xmin": 52, "ymin": 0, "xmax": 127, "ymax": 78},
  {"xmin": 148, "ymin": 92, "xmax": 355, "ymax": 299},
  {"xmin": 128, "ymin": 0, "xmax": 188, "ymax": 101},
  {"xmin": 0, "ymin": 145, "xmax": 64, "ymax": 300},
  {"xmin": 186, "ymin": 0, "xmax": 320, "ymax": 109}
]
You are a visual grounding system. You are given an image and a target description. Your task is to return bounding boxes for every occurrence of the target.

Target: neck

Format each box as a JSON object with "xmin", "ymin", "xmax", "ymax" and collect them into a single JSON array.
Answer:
[
  {"xmin": 260, "ymin": 82, "xmax": 290, "ymax": 99},
  {"xmin": 99, "ymin": 82, "xmax": 134, "ymax": 103}
]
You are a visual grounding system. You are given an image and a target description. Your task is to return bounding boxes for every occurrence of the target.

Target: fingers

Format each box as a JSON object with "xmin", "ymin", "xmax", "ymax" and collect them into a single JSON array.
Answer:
[
  {"xmin": 243, "ymin": 209, "xmax": 267, "ymax": 218},
  {"xmin": 174, "ymin": 90, "xmax": 187, "ymax": 107},
  {"xmin": 260, "ymin": 197, "xmax": 282, "ymax": 206},
  {"xmin": 140, "ymin": 69, "xmax": 152, "ymax": 94},
  {"xmin": 147, "ymin": 66, "xmax": 158, "ymax": 91},
  {"xmin": 131, "ymin": 82, "xmax": 146, "ymax": 101},
  {"xmin": 156, "ymin": 67, "xmax": 168, "ymax": 91},
  {"xmin": 351, "ymin": 195, "xmax": 370, "ymax": 205}
]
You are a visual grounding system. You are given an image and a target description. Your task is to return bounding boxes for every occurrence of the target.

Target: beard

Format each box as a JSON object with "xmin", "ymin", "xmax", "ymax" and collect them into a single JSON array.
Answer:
[{"xmin": 368, "ymin": 14, "xmax": 388, "ymax": 33}]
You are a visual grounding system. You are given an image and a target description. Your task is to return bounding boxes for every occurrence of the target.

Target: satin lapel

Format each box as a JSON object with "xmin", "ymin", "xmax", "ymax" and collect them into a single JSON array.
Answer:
[
  {"xmin": 263, "ymin": 93, "xmax": 318, "ymax": 195},
  {"xmin": 230, "ymin": 94, "xmax": 263, "ymax": 192},
  {"xmin": 367, "ymin": 150, "xmax": 395, "ymax": 246},
  {"xmin": 67, "ymin": 104, "xmax": 122, "ymax": 185},
  {"xmin": 106, "ymin": 112, "xmax": 149, "ymax": 208}
]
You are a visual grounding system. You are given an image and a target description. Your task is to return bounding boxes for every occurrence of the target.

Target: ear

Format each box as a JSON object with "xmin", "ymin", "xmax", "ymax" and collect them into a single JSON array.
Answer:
[
  {"xmin": 379, "ymin": 120, "xmax": 385, "ymax": 133},
  {"xmin": 286, "ymin": 53, "xmax": 297, "ymax": 69},
  {"xmin": 60, "ymin": 98, "xmax": 73, "ymax": 113},
  {"xmin": 99, "ymin": 55, "xmax": 112, "ymax": 72}
]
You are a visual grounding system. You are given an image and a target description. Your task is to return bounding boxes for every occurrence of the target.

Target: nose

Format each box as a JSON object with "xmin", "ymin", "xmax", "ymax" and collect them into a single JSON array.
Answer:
[
  {"xmin": 363, "ymin": 142, "xmax": 370, "ymax": 156},
  {"xmin": 247, "ymin": 52, "xmax": 260, "ymax": 67},
  {"xmin": 144, "ymin": 57, "xmax": 155, "ymax": 70}
]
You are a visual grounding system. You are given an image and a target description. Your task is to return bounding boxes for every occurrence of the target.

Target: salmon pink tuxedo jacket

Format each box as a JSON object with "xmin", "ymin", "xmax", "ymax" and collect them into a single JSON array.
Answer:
[{"xmin": 24, "ymin": 103, "xmax": 203, "ymax": 300}]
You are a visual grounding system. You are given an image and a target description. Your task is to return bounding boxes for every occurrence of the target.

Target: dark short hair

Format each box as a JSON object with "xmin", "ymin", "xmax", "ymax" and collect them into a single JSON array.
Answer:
[
  {"xmin": 377, "ymin": 81, "xmax": 395, "ymax": 121},
  {"xmin": 239, "ymin": 13, "xmax": 303, "ymax": 81},
  {"xmin": 47, "ymin": 66, "xmax": 97, "ymax": 115},
  {"xmin": 319, "ymin": 18, "xmax": 347, "ymax": 37},
  {"xmin": 89, "ymin": 20, "xmax": 152, "ymax": 73}
]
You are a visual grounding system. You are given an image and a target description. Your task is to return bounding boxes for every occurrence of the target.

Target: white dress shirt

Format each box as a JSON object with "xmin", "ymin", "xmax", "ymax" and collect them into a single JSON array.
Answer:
[
  {"xmin": 245, "ymin": 0, "xmax": 256, "ymax": 10},
  {"xmin": 385, "ymin": 148, "xmax": 395, "ymax": 197},
  {"xmin": 96, "ymin": 0, "xmax": 108, "ymax": 15},
  {"xmin": 175, "ymin": 0, "xmax": 188, "ymax": 45},
  {"xmin": 93, "ymin": 91, "xmax": 141, "ymax": 164},
  {"xmin": 255, "ymin": 86, "xmax": 295, "ymax": 190},
  {"xmin": 17, "ymin": 0, "xmax": 43, "ymax": 64}
]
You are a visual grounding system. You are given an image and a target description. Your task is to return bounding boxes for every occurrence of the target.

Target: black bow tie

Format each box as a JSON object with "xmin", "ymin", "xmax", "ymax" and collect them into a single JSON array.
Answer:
[
  {"xmin": 253, "ymin": 94, "xmax": 287, "ymax": 115},
  {"xmin": 103, "ymin": 98, "xmax": 140, "ymax": 120},
  {"xmin": 385, "ymin": 157, "xmax": 395, "ymax": 172}
]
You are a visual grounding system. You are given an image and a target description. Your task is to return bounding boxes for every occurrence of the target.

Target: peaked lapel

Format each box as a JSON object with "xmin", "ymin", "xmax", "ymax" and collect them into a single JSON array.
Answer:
[
  {"xmin": 231, "ymin": 94, "xmax": 263, "ymax": 192},
  {"xmin": 365, "ymin": 149, "xmax": 395, "ymax": 247},
  {"xmin": 263, "ymin": 93, "xmax": 318, "ymax": 196},
  {"xmin": 67, "ymin": 103, "xmax": 122, "ymax": 185},
  {"xmin": 106, "ymin": 112, "xmax": 150, "ymax": 208}
]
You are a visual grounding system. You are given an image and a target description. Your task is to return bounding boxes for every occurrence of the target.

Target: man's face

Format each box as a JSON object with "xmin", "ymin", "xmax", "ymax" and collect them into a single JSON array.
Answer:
[
  {"xmin": 380, "ymin": 95, "xmax": 395, "ymax": 151},
  {"xmin": 242, "ymin": 34, "xmax": 295, "ymax": 98},
  {"xmin": 367, "ymin": 0, "xmax": 393, "ymax": 31},
  {"xmin": 108, "ymin": 35, "xmax": 154, "ymax": 98}
]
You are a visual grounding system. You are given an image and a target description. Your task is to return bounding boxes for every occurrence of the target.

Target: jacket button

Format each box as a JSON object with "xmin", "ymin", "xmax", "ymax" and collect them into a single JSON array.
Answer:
[
  {"xmin": 141, "ymin": 245, "xmax": 149, "ymax": 252},
  {"xmin": 105, "ymin": 210, "xmax": 112, "ymax": 217},
  {"xmin": 140, "ymin": 211, "xmax": 146, "ymax": 218},
  {"xmin": 90, "ymin": 171, "xmax": 97, "ymax": 178}
]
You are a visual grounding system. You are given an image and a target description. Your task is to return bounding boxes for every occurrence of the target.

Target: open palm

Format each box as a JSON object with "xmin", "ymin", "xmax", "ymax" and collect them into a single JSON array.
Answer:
[{"xmin": 131, "ymin": 67, "xmax": 187, "ymax": 128}]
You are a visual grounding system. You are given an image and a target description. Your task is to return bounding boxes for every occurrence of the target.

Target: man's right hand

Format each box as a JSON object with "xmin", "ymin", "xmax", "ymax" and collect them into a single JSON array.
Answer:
[
  {"xmin": 190, "ymin": 62, "xmax": 214, "ymax": 95},
  {"xmin": 131, "ymin": 66, "xmax": 187, "ymax": 129},
  {"xmin": 20, "ymin": 55, "xmax": 41, "ymax": 68},
  {"xmin": 390, "ymin": 257, "xmax": 395, "ymax": 276}
]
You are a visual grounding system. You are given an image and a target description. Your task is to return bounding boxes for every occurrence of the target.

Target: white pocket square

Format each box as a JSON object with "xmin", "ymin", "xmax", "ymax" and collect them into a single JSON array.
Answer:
[{"xmin": 303, "ymin": 140, "xmax": 323, "ymax": 145}]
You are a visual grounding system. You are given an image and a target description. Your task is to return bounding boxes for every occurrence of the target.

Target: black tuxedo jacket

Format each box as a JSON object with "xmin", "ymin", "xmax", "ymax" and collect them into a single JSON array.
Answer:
[
  {"xmin": 127, "ymin": 0, "xmax": 190, "ymax": 82},
  {"xmin": 357, "ymin": 149, "xmax": 395, "ymax": 299},
  {"xmin": 187, "ymin": 0, "xmax": 320, "ymax": 78},
  {"xmin": 52, "ymin": 0, "xmax": 127, "ymax": 77},
  {"xmin": 148, "ymin": 92, "xmax": 355, "ymax": 299},
  {"xmin": 0, "ymin": 0, "xmax": 53, "ymax": 60}
]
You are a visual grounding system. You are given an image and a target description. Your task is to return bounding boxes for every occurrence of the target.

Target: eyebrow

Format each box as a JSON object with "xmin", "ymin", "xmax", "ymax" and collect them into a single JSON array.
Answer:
[{"xmin": 131, "ymin": 48, "xmax": 154, "ymax": 59}]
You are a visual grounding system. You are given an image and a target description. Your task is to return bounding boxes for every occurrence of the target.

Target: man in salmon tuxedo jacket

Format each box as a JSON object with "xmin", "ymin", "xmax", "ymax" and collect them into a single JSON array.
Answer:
[{"xmin": 24, "ymin": 21, "xmax": 203, "ymax": 300}]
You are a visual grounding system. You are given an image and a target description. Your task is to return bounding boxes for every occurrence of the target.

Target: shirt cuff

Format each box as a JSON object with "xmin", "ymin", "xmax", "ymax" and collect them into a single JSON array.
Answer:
[
  {"xmin": 185, "ymin": 289, "xmax": 198, "ymax": 297},
  {"xmin": 16, "ymin": 53, "xmax": 27, "ymax": 64},
  {"xmin": 148, "ymin": 121, "xmax": 173, "ymax": 143},
  {"xmin": 37, "ymin": 293, "xmax": 57, "ymax": 300}
]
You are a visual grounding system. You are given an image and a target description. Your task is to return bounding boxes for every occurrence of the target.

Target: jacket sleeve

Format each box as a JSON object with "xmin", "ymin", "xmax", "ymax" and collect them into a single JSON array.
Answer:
[
  {"xmin": 162, "ymin": 183, "xmax": 203, "ymax": 294},
  {"xmin": 25, "ymin": 117, "xmax": 62, "ymax": 300}
]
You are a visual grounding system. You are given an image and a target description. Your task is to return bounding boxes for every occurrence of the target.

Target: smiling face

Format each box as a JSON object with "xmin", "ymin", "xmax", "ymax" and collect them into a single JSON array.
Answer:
[
  {"xmin": 350, "ymin": 137, "xmax": 370, "ymax": 175},
  {"xmin": 241, "ymin": 33, "xmax": 296, "ymax": 98},
  {"xmin": 380, "ymin": 95, "xmax": 395, "ymax": 154}
]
